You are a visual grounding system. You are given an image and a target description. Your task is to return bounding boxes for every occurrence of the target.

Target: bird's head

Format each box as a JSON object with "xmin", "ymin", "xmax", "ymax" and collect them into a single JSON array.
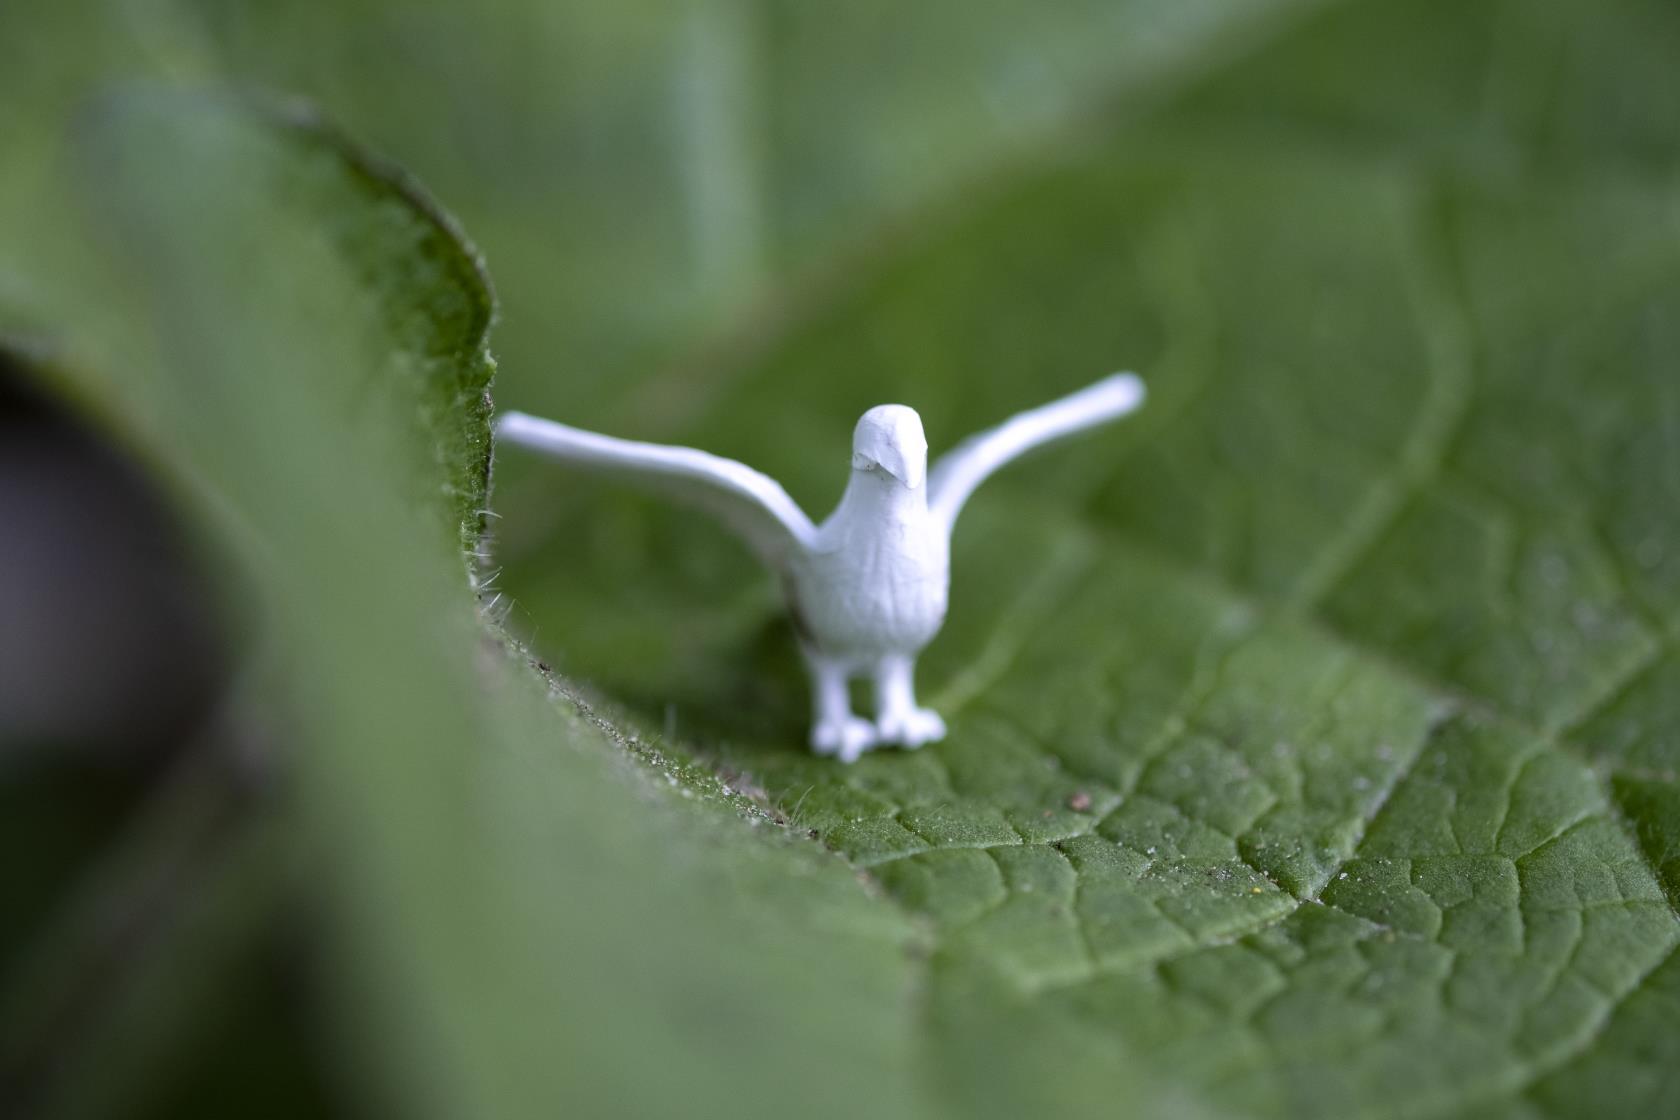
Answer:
[{"xmin": 851, "ymin": 404, "xmax": 928, "ymax": 489}]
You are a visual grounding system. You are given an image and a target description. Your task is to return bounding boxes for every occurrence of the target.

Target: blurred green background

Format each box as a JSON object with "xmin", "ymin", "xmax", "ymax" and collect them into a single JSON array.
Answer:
[{"xmin": 3, "ymin": 1, "xmax": 1680, "ymax": 1117}]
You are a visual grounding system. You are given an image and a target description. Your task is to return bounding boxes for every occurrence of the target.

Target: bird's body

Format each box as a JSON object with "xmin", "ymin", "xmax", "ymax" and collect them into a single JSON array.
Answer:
[
  {"xmin": 497, "ymin": 373, "xmax": 1144, "ymax": 761},
  {"xmin": 794, "ymin": 469, "xmax": 949, "ymax": 662}
]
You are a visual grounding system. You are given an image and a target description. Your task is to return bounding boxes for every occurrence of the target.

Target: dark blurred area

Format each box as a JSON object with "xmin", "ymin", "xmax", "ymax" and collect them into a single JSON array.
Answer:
[
  {"xmin": 0, "ymin": 351, "xmax": 336, "ymax": 1119},
  {"xmin": 0, "ymin": 346, "xmax": 221, "ymax": 979},
  {"xmin": 0, "ymin": 351, "xmax": 224, "ymax": 771}
]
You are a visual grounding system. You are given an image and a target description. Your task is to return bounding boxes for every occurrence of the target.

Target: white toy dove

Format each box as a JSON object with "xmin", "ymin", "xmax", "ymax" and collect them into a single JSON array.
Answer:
[{"xmin": 497, "ymin": 373, "xmax": 1145, "ymax": 762}]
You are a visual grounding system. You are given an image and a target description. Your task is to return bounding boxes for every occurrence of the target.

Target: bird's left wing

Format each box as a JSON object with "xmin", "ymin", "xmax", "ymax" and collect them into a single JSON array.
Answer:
[
  {"xmin": 496, "ymin": 411, "xmax": 817, "ymax": 571},
  {"xmin": 927, "ymin": 372, "xmax": 1145, "ymax": 533}
]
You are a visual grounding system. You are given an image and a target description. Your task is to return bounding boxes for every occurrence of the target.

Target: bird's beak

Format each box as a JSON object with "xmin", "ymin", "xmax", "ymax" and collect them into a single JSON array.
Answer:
[{"xmin": 876, "ymin": 443, "xmax": 926, "ymax": 489}]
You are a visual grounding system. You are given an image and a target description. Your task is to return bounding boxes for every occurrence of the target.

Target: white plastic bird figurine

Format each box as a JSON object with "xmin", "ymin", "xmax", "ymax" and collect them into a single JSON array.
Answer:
[{"xmin": 497, "ymin": 373, "xmax": 1145, "ymax": 762}]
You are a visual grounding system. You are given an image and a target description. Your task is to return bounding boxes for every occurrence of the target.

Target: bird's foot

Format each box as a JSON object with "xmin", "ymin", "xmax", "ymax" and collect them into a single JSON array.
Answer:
[
  {"xmin": 811, "ymin": 716, "xmax": 879, "ymax": 764},
  {"xmin": 875, "ymin": 707, "xmax": 947, "ymax": 749}
]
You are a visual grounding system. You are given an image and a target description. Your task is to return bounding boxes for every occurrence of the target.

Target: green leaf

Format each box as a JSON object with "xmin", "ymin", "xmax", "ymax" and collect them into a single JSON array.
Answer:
[
  {"xmin": 186, "ymin": 0, "xmax": 1327, "ymax": 419},
  {"xmin": 5, "ymin": 1, "xmax": 1680, "ymax": 1118},
  {"xmin": 496, "ymin": 0, "xmax": 1680, "ymax": 1114},
  {"xmin": 0, "ymin": 77, "xmax": 917, "ymax": 1120}
]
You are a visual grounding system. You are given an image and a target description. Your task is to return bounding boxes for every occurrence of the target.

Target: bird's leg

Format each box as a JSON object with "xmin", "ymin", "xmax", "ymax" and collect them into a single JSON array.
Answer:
[
  {"xmin": 873, "ymin": 655, "xmax": 947, "ymax": 748},
  {"xmin": 805, "ymin": 652, "xmax": 878, "ymax": 763}
]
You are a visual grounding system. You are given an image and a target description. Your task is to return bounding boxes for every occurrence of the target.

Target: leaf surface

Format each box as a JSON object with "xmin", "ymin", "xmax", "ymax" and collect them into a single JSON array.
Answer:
[
  {"xmin": 0, "ymin": 57, "xmax": 917, "ymax": 1120},
  {"xmin": 4, "ymin": 0, "xmax": 1680, "ymax": 1118},
  {"xmin": 497, "ymin": 1, "xmax": 1680, "ymax": 1115}
]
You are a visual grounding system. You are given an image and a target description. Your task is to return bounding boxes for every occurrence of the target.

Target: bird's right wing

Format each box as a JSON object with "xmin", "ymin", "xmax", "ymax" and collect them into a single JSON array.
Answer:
[
  {"xmin": 927, "ymin": 372, "xmax": 1146, "ymax": 533},
  {"xmin": 495, "ymin": 411, "xmax": 817, "ymax": 571}
]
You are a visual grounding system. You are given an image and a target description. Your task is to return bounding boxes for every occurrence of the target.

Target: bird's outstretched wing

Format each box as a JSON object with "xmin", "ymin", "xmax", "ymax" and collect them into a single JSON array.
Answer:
[
  {"xmin": 496, "ymin": 412, "xmax": 817, "ymax": 571},
  {"xmin": 927, "ymin": 372, "xmax": 1145, "ymax": 532}
]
